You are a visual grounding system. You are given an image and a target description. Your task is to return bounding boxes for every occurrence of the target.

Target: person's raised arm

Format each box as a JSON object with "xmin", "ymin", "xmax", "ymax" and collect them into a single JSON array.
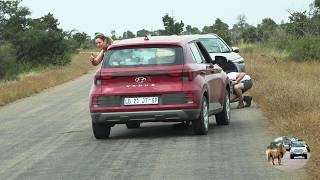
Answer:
[{"xmin": 90, "ymin": 49, "xmax": 105, "ymax": 66}]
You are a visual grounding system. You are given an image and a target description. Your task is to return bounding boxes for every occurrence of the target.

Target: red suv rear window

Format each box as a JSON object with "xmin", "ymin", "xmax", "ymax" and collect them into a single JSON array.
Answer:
[{"xmin": 102, "ymin": 46, "xmax": 183, "ymax": 68}]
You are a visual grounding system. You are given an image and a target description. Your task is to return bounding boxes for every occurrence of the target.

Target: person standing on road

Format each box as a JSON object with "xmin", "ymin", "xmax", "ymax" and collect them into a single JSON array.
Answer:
[
  {"xmin": 89, "ymin": 32, "xmax": 113, "ymax": 66},
  {"xmin": 227, "ymin": 72, "xmax": 253, "ymax": 109}
]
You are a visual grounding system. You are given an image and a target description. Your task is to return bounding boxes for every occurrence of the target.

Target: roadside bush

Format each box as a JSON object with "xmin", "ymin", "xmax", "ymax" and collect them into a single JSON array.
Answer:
[
  {"xmin": 14, "ymin": 29, "xmax": 72, "ymax": 66},
  {"xmin": 0, "ymin": 43, "xmax": 17, "ymax": 80},
  {"xmin": 266, "ymin": 35, "xmax": 320, "ymax": 61},
  {"xmin": 286, "ymin": 36, "xmax": 320, "ymax": 61}
]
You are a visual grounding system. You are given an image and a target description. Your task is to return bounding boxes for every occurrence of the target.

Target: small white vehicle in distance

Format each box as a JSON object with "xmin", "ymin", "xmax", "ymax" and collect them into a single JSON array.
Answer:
[{"xmin": 290, "ymin": 141, "xmax": 308, "ymax": 159}]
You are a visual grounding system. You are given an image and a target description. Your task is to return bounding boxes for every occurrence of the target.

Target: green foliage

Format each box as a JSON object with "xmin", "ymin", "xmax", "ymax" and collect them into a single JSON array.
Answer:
[
  {"xmin": 257, "ymin": 18, "xmax": 278, "ymax": 41},
  {"xmin": 110, "ymin": 30, "xmax": 122, "ymax": 40},
  {"xmin": 315, "ymin": 0, "xmax": 320, "ymax": 9},
  {"xmin": 72, "ymin": 32, "xmax": 91, "ymax": 48},
  {"xmin": 162, "ymin": 14, "xmax": 184, "ymax": 35},
  {"xmin": 0, "ymin": 43, "xmax": 16, "ymax": 80},
  {"xmin": 241, "ymin": 26, "xmax": 258, "ymax": 43},
  {"xmin": 231, "ymin": 14, "xmax": 251, "ymax": 44},
  {"xmin": 201, "ymin": 18, "xmax": 231, "ymax": 44},
  {"xmin": 184, "ymin": 25, "xmax": 201, "ymax": 35},
  {"xmin": 136, "ymin": 29, "xmax": 152, "ymax": 37},
  {"xmin": 286, "ymin": 11, "xmax": 313, "ymax": 37},
  {"xmin": 122, "ymin": 30, "xmax": 135, "ymax": 39},
  {"xmin": 11, "ymin": 13, "xmax": 72, "ymax": 65},
  {"xmin": 273, "ymin": 35, "xmax": 320, "ymax": 61},
  {"xmin": 0, "ymin": 0, "xmax": 81, "ymax": 80}
]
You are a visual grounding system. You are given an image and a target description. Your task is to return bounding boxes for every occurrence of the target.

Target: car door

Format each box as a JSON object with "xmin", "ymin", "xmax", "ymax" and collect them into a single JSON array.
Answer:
[{"xmin": 189, "ymin": 41, "xmax": 224, "ymax": 112}]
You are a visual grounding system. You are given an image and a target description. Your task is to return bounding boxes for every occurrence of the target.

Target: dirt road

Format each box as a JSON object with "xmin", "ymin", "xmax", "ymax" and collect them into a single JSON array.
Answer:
[{"xmin": 0, "ymin": 73, "xmax": 304, "ymax": 180}]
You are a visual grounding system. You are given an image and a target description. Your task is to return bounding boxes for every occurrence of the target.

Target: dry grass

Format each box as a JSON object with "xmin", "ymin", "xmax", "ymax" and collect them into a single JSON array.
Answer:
[
  {"xmin": 242, "ymin": 45, "xmax": 320, "ymax": 179},
  {"xmin": 0, "ymin": 52, "xmax": 96, "ymax": 106}
]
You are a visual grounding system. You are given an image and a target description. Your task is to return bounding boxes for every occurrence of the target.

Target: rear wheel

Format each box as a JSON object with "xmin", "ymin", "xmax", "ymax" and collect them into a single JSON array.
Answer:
[
  {"xmin": 304, "ymin": 154, "xmax": 308, "ymax": 159},
  {"xmin": 193, "ymin": 97, "xmax": 209, "ymax": 135},
  {"xmin": 126, "ymin": 122, "xmax": 141, "ymax": 129},
  {"xmin": 92, "ymin": 122, "xmax": 111, "ymax": 139},
  {"xmin": 290, "ymin": 154, "xmax": 294, "ymax": 159},
  {"xmin": 215, "ymin": 90, "xmax": 231, "ymax": 125}
]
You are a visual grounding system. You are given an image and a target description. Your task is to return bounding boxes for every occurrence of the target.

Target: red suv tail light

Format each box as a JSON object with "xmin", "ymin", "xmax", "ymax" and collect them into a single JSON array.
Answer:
[
  {"xmin": 91, "ymin": 95, "xmax": 99, "ymax": 108},
  {"xmin": 167, "ymin": 70, "xmax": 183, "ymax": 77},
  {"xmin": 167, "ymin": 69, "xmax": 194, "ymax": 81},
  {"xmin": 185, "ymin": 70, "xmax": 194, "ymax": 81},
  {"xmin": 183, "ymin": 69, "xmax": 195, "ymax": 81},
  {"xmin": 94, "ymin": 73, "xmax": 112, "ymax": 85}
]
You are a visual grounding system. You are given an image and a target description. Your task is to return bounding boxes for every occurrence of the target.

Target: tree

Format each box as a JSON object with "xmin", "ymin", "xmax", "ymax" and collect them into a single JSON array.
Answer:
[
  {"xmin": 236, "ymin": 14, "xmax": 249, "ymax": 32},
  {"xmin": 122, "ymin": 30, "xmax": 135, "ymax": 39},
  {"xmin": 242, "ymin": 26, "xmax": 258, "ymax": 43},
  {"xmin": 311, "ymin": 0, "xmax": 320, "ymax": 35},
  {"xmin": 231, "ymin": 14, "xmax": 251, "ymax": 43},
  {"xmin": 184, "ymin": 25, "xmax": 201, "ymax": 35},
  {"xmin": 71, "ymin": 31, "xmax": 91, "ymax": 48},
  {"xmin": 110, "ymin": 30, "xmax": 117, "ymax": 40},
  {"xmin": 11, "ymin": 13, "xmax": 71, "ymax": 65},
  {"xmin": 286, "ymin": 11, "xmax": 311, "ymax": 37},
  {"xmin": 0, "ymin": 1, "xmax": 72, "ymax": 66},
  {"xmin": 257, "ymin": 18, "xmax": 278, "ymax": 41},
  {"xmin": 162, "ymin": 14, "xmax": 184, "ymax": 35},
  {"xmin": 0, "ymin": 0, "xmax": 31, "ymax": 41},
  {"xmin": 212, "ymin": 18, "xmax": 231, "ymax": 44},
  {"xmin": 315, "ymin": 0, "xmax": 320, "ymax": 10},
  {"xmin": 202, "ymin": 19, "xmax": 231, "ymax": 44},
  {"xmin": 136, "ymin": 29, "xmax": 151, "ymax": 37},
  {"xmin": 0, "ymin": 43, "xmax": 16, "ymax": 80},
  {"xmin": 202, "ymin": 26, "xmax": 212, "ymax": 34}
]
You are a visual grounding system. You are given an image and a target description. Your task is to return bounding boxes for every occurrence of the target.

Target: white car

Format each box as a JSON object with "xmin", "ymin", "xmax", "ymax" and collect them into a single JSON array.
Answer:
[
  {"xmin": 290, "ymin": 141, "xmax": 308, "ymax": 159},
  {"xmin": 186, "ymin": 34, "xmax": 246, "ymax": 72}
]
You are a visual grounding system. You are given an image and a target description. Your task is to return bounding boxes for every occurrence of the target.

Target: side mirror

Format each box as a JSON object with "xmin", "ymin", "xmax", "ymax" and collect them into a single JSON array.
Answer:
[{"xmin": 232, "ymin": 47, "xmax": 240, "ymax": 53}]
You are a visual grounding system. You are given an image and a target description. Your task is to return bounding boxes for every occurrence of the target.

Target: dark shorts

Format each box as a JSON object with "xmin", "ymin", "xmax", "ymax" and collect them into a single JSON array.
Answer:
[{"xmin": 242, "ymin": 79, "xmax": 253, "ymax": 91}]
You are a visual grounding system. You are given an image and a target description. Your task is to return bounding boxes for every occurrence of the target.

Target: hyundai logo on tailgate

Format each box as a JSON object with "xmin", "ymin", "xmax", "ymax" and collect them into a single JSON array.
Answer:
[{"xmin": 135, "ymin": 77, "xmax": 146, "ymax": 83}]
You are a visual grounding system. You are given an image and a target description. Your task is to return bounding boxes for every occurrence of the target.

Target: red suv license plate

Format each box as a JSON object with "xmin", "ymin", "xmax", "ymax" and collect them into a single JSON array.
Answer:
[{"xmin": 124, "ymin": 97, "xmax": 158, "ymax": 106}]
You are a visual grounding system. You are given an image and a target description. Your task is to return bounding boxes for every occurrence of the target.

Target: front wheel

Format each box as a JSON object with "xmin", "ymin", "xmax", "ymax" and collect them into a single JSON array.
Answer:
[
  {"xmin": 193, "ymin": 97, "xmax": 209, "ymax": 135},
  {"xmin": 92, "ymin": 122, "xmax": 111, "ymax": 139},
  {"xmin": 215, "ymin": 90, "xmax": 231, "ymax": 125}
]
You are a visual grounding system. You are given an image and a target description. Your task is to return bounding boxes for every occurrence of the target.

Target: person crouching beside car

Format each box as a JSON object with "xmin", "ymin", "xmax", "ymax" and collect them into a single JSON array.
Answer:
[{"xmin": 227, "ymin": 72, "xmax": 253, "ymax": 109}]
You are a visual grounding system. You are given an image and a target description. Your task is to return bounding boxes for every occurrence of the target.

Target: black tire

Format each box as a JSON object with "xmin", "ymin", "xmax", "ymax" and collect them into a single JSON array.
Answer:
[
  {"xmin": 193, "ymin": 97, "xmax": 209, "ymax": 135},
  {"xmin": 215, "ymin": 90, "xmax": 231, "ymax": 125},
  {"xmin": 126, "ymin": 122, "xmax": 141, "ymax": 129},
  {"xmin": 92, "ymin": 122, "xmax": 111, "ymax": 139},
  {"xmin": 290, "ymin": 154, "xmax": 294, "ymax": 159},
  {"xmin": 304, "ymin": 154, "xmax": 308, "ymax": 159}
]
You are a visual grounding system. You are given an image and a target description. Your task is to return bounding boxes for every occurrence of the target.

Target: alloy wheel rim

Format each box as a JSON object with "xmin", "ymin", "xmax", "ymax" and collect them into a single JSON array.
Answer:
[
  {"xmin": 226, "ymin": 94, "xmax": 231, "ymax": 121},
  {"xmin": 203, "ymin": 100, "xmax": 209, "ymax": 129}
]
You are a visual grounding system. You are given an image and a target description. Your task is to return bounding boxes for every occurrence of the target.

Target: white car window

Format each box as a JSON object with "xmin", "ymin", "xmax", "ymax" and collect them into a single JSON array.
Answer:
[
  {"xmin": 189, "ymin": 43, "xmax": 205, "ymax": 64},
  {"xmin": 200, "ymin": 38, "xmax": 231, "ymax": 53}
]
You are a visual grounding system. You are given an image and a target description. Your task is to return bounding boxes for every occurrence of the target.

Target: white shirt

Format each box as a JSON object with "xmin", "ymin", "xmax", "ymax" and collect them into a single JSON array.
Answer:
[{"xmin": 227, "ymin": 72, "xmax": 251, "ymax": 81}]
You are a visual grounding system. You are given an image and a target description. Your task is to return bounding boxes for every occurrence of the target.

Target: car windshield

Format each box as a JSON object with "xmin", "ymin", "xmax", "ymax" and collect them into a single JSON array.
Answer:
[
  {"xmin": 199, "ymin": 38, "xmax": 231, "ymax": 53},
  {"xmin": 102, "ymin": 46, "xmax": 183, "ymax": 68},
  {"xmin": 292, "ymin": 142, "xmax": 305, "ymax": 147}
]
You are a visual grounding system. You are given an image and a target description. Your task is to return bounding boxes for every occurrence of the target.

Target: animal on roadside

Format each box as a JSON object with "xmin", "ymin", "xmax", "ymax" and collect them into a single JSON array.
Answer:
[{"xmin": 265, "ymin": 144, "xmax": 286, "ymax": 165}]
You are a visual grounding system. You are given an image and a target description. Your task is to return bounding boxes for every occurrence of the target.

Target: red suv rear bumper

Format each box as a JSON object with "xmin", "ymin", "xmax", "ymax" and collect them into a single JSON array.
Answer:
[{"xmin": 91, "ymin": 108, "xmax": 200, "ymax": 124}]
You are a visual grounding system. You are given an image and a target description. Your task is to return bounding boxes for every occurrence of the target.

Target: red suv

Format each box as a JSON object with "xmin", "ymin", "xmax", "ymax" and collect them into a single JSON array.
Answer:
[{"xmin": 89, "ymin": 35, "xmax": 231, "ymax": 139}]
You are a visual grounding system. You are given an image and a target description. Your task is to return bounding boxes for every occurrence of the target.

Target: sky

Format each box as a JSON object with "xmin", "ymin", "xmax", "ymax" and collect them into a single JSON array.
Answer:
[{"xmin": 21, "ymin": 0, "xmax": 314, "ymax": 38}]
